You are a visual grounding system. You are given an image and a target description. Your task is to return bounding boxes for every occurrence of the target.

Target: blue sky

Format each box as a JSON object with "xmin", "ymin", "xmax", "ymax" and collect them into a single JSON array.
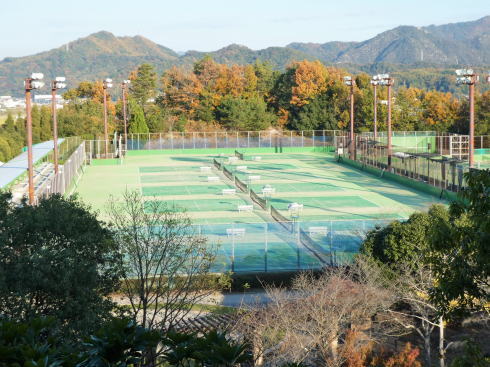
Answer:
[{"xmin": 1, "ymin": 0, "xmax": 488, "ymax": 59}]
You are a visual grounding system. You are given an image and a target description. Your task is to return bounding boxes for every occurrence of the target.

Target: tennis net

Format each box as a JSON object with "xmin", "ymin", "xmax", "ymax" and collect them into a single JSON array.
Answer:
[
  {"xmin": 235, "ymin": 176, "xmax": 249, "ymax": 193},
  {"xmin": 223, "ymin": 166, "xmax": 234, "ymax": 181},
  {"xmin": 270, "ymin": 205, "xmax": 293, "ymax": 232},
  {"xmin": 299, "ymin": 228, "xmax": 329, "ymax": 265},
  {"xmin": 235, "ymin": 150, "xmax": 244, "ymax": 160},
  {"xmin": 250, "ymin": 189, "xmax": 267, "ymax": 210},
  {"xmin": 213, "ymin": 158, "xmax": 222, "ymax": 170}
]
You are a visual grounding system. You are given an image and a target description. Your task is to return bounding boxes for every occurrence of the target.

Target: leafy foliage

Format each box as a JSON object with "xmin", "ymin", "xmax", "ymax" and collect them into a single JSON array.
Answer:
[{"xmin": 0, "ymin": 193, "xmax": 123, "ymax": 338}]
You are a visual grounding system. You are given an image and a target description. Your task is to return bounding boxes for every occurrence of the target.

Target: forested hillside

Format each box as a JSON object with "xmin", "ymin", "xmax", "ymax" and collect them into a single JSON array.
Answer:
[{"xmin": 1, "ymin": 16, "xmax": 489, "ymax": 96}]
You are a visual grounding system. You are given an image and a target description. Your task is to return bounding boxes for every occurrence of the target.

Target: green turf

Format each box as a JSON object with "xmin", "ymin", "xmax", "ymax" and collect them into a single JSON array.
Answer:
[
  {"xmin": 142, "ymin": 184, "xmax": 234, "ymax": 196},
  {"xmin": 140, "ymin": 174, "xmax": 210, "ymax": 183},
  {"xmin": 269, "ymin": 196, "xmax": 377, "ymax": 210},
  {"xmin": 250, "ymin": 182, "xmax": 343, "ymax": 193},
  {"xmin": 139, "ymin": 165, "xmax": 202, "ymax": 173},
  {"xmin": 145, "ymin": 198, "xmax": 251, "ymax": 212}
]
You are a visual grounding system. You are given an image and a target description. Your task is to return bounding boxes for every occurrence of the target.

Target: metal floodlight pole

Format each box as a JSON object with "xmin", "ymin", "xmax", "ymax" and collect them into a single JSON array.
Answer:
[
  {"xmin": 51, "ymin": 77, "xmax": 66, "ymax": 175},
  {"xmin": 103, "ymin": 83, "xmax": 108, "ymax": 158},
  {"xmin": 102, "ymin": 78, "xmax": 113, "ymax": 158},
  {"xmin": 386, "ymin": 78, "xmax": 394, "ymax": 168},
  {"xmin": 344, "ymin": 76, "xmax": 356, "ymax": 159},
  {"xmin": 51, "ymin": 83, "xmax": 59, "ymax": 174},
  {"xmin": 455, "ymin": 69, "xmax": 477, "ymax": 167},
  {"xmin": 24, "ymin": 73, "xmax": 45, "ymax": 204},
  {"xmin": 370, "ymin": 78, "xmax": 378, "ymax": 139},
  {"xmin": 122, "ymin": 80, "xmax": 130, "ymax": 148},
  {"xmin": 25, "ymin": 80, "xmax": 35, "ymax": 204},
  {"xmin": 469, "ymin": 80, "xmax": 475, "ymax": 167}
]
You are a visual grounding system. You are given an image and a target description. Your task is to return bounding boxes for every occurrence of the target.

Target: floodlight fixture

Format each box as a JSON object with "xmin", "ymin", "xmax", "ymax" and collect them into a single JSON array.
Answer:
[
  {"xmin": 30, "ymin": 73, "xmax": 44, "ymax": 80},
  {"xmin": 31, "ymin": 81, "xmax": 45, "ymax": 89},
  {"xmin": 343, "ymin": 75, "xmax": 355, "ymax": 86},
  {"xmin": 53, "ymin": 77, "xmax": 67, "ymax": 90},
  {"xmin": 123, "ymin": 79, "xmax": 131, "ymax": 84}
]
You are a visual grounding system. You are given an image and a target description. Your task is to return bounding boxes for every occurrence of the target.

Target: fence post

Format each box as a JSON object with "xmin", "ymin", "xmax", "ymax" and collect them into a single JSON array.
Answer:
[
  {"xmin": 258, "ymin": 131, "xmax": 261, "ymax": 148},
  {"xmin": 270, "ymin": 131, "xmax": 272, "ymax": 148},
  {"xmin": 193, "ymin": 132, "xmax": 196, "ymax": 149},
  {"xmin": 248, "ymin": 131, "xmax": 250, "ymax": 148},
  {"xmin": 302, "ymin": 131, "xmax": 304, "ymax": 147},
  {"xmin": 290, "ymin": 131, "xmax": 293, "ymax": 147},
  {"xmin": 215, "ymin": 132, "xmax": 218, "ymax": 149},
  {"xmin": 237, "ymin": 131, "xmax": 239, "ymax": 148}
]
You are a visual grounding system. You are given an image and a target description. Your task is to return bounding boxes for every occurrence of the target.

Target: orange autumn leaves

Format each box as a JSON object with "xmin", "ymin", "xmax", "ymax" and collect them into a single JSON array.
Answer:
[{"xmin": 162, "ymin": 58, "xmax": 260, "ymax": 116}]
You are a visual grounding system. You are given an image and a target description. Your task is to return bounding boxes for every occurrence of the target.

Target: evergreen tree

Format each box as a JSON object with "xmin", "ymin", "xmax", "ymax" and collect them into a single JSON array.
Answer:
[
  {"xmin": 31, "ymin": 105, "xmax": 41, "ymax": 143},
  {"xmin": 128, "ymin": 102, "xmax": 149, "ymax": 134},
  {"xmin": 129, "ymin": 64, "xmax": 157, "ymax": 109},
  {"xmin": 39, "ymin": 106, "xmax": 52, "ymax": 142}
]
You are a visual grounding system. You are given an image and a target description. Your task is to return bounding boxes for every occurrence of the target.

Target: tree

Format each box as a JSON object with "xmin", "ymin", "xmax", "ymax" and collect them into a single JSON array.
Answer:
[
  {"xmin": 0, "ymin": 193, "xmax": 123, "ymax": 338},
  {"xmin": 107, "ymin": 190, "xmax": 218, "ymax": 334},
  {"xmin": 430, "ymin": 168, "xmax": 490, "ymax": 316},
  {"xmin": 387, "ymin": 261, "xmax": 451, "ymax": 367},
  {"xmin": 361, "ymin": 205, "xmax": 449, "ymax": 265},
  {"xmin": 0, "ymin": 136, "xmax": 12, "ymax": 162},
  {"xmin": 239, "ymin": 258, "xmax": 396, "ymax": 367},
  {"xmin": 128, "ymin": 100, "xmax": 149, "ymax": 134},
  {"xmin": 290, "ymin": 92, "xmax": 338, "ymax": 131},
  {"xmin": 215, "ymin": 96, "xmax": 276, "ymax": 130},
  {"xmin": 129, "ymin": 63, "xmax": 157, "ymax": 109}
]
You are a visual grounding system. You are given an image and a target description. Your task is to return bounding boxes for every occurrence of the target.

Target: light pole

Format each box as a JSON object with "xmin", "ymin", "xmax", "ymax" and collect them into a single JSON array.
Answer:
[
  {"xmin": 378, "ymin": 74, "xmax": 394, "ymax": 168},
  {"xmin": 103, "ymin": 78, "xmax": 113, "ymax": 158},
  {"xmin": 456, "ymin": 69, "xmax": 478, "ymax": 167},
  {"xmin": 343, "ymin": 76, "xmax": 356, "ymax": 159},
  {"xmin": 51, "ymin": 77, "xmax": 67, "ymax": 174},
  {"xmin": 24, "ymin": 73, "xmax": 45, "ymax": 204},
  {"xmin": 370, "ymin": 76, "xmax": 380, "ymax": 139},
  {"xmin": 121, "ymin": 80, "xmax": 131, "ymax": 149}
]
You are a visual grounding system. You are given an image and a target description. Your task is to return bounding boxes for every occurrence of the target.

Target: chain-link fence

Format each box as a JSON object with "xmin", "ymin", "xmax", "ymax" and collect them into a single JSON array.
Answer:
[
  {"xmin": 200, "ymin": 219, "xmax": 393, "ymax": 273},
  {"xmin": 336, "ymin": 133, "xmax": 473, "ymax": 192},
  {"xmin": 121, "ymin": 130, "xmax": 343, "ymax": 151}
]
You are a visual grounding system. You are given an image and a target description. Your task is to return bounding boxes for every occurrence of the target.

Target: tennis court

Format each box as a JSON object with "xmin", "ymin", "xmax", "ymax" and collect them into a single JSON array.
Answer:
[
  {"xmin": 74, "ymin": 149, "xmax": 445, "ymax": 272},
  {"xmin": 230, "ymin": 152, "xmax": 442, "ymax": 221}
]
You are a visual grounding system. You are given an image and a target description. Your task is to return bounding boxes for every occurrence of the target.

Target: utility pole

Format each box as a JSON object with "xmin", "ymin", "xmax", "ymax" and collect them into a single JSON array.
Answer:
[
  {"xmin": 456, "ymin": 69, "xmax": 478, "ymax": 167},
  {"xmin": 24, "ymin": 73, "xmax": 45, "ymax": 204},
  {"xmin": 51, "ymin": 77, "xmax": 67, "ymax": 174},
  {"xmin": 103, "ymin": 78, "xmax": 113, "ymax": 158},
  {"xmin": 344, "ymin": 76, "xmax": 356, "ymax": 159}
]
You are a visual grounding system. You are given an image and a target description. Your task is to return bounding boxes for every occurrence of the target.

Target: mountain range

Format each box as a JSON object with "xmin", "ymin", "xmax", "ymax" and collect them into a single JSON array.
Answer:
[{"xmin": 1, "ymin": 16, "xmax": 489, "ymax": 96}]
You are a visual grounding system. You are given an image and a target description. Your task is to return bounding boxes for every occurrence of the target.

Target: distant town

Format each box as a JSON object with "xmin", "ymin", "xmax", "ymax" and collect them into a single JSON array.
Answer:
[{"xmin": 0, "ymin": 95, "xmax": 65, "ymax": 113}]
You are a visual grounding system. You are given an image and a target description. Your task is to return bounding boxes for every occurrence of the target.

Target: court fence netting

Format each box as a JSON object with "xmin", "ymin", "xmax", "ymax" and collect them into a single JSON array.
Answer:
[
  {"xmin": 196, "ymin": 219, "xmax": 396, "ymax": 273},
  {"xmin": 335, "ymin": 132, "xmax": 490, "ymax": 194}
]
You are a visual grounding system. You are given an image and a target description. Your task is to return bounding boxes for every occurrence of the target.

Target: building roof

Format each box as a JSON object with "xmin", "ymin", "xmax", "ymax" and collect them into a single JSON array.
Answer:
[{"xmin": 0, "ymin": 139, "xmax": 64, "ymax": 189}]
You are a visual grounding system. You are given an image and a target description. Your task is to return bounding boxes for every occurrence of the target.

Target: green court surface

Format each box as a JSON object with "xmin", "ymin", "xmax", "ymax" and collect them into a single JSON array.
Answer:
[
  {"xmin": 142, "ymin": 184, "xmax": 234, "ymax": 196},
  {"xmin": 74, "ymin": 150, "xmax": 445, "ymax": 272}
]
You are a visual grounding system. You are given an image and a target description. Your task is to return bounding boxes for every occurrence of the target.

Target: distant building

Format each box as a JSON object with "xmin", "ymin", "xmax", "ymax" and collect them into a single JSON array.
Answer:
[{"xmin": 0, "ymin": 96, "xmax": 25, "ymax": 109}]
